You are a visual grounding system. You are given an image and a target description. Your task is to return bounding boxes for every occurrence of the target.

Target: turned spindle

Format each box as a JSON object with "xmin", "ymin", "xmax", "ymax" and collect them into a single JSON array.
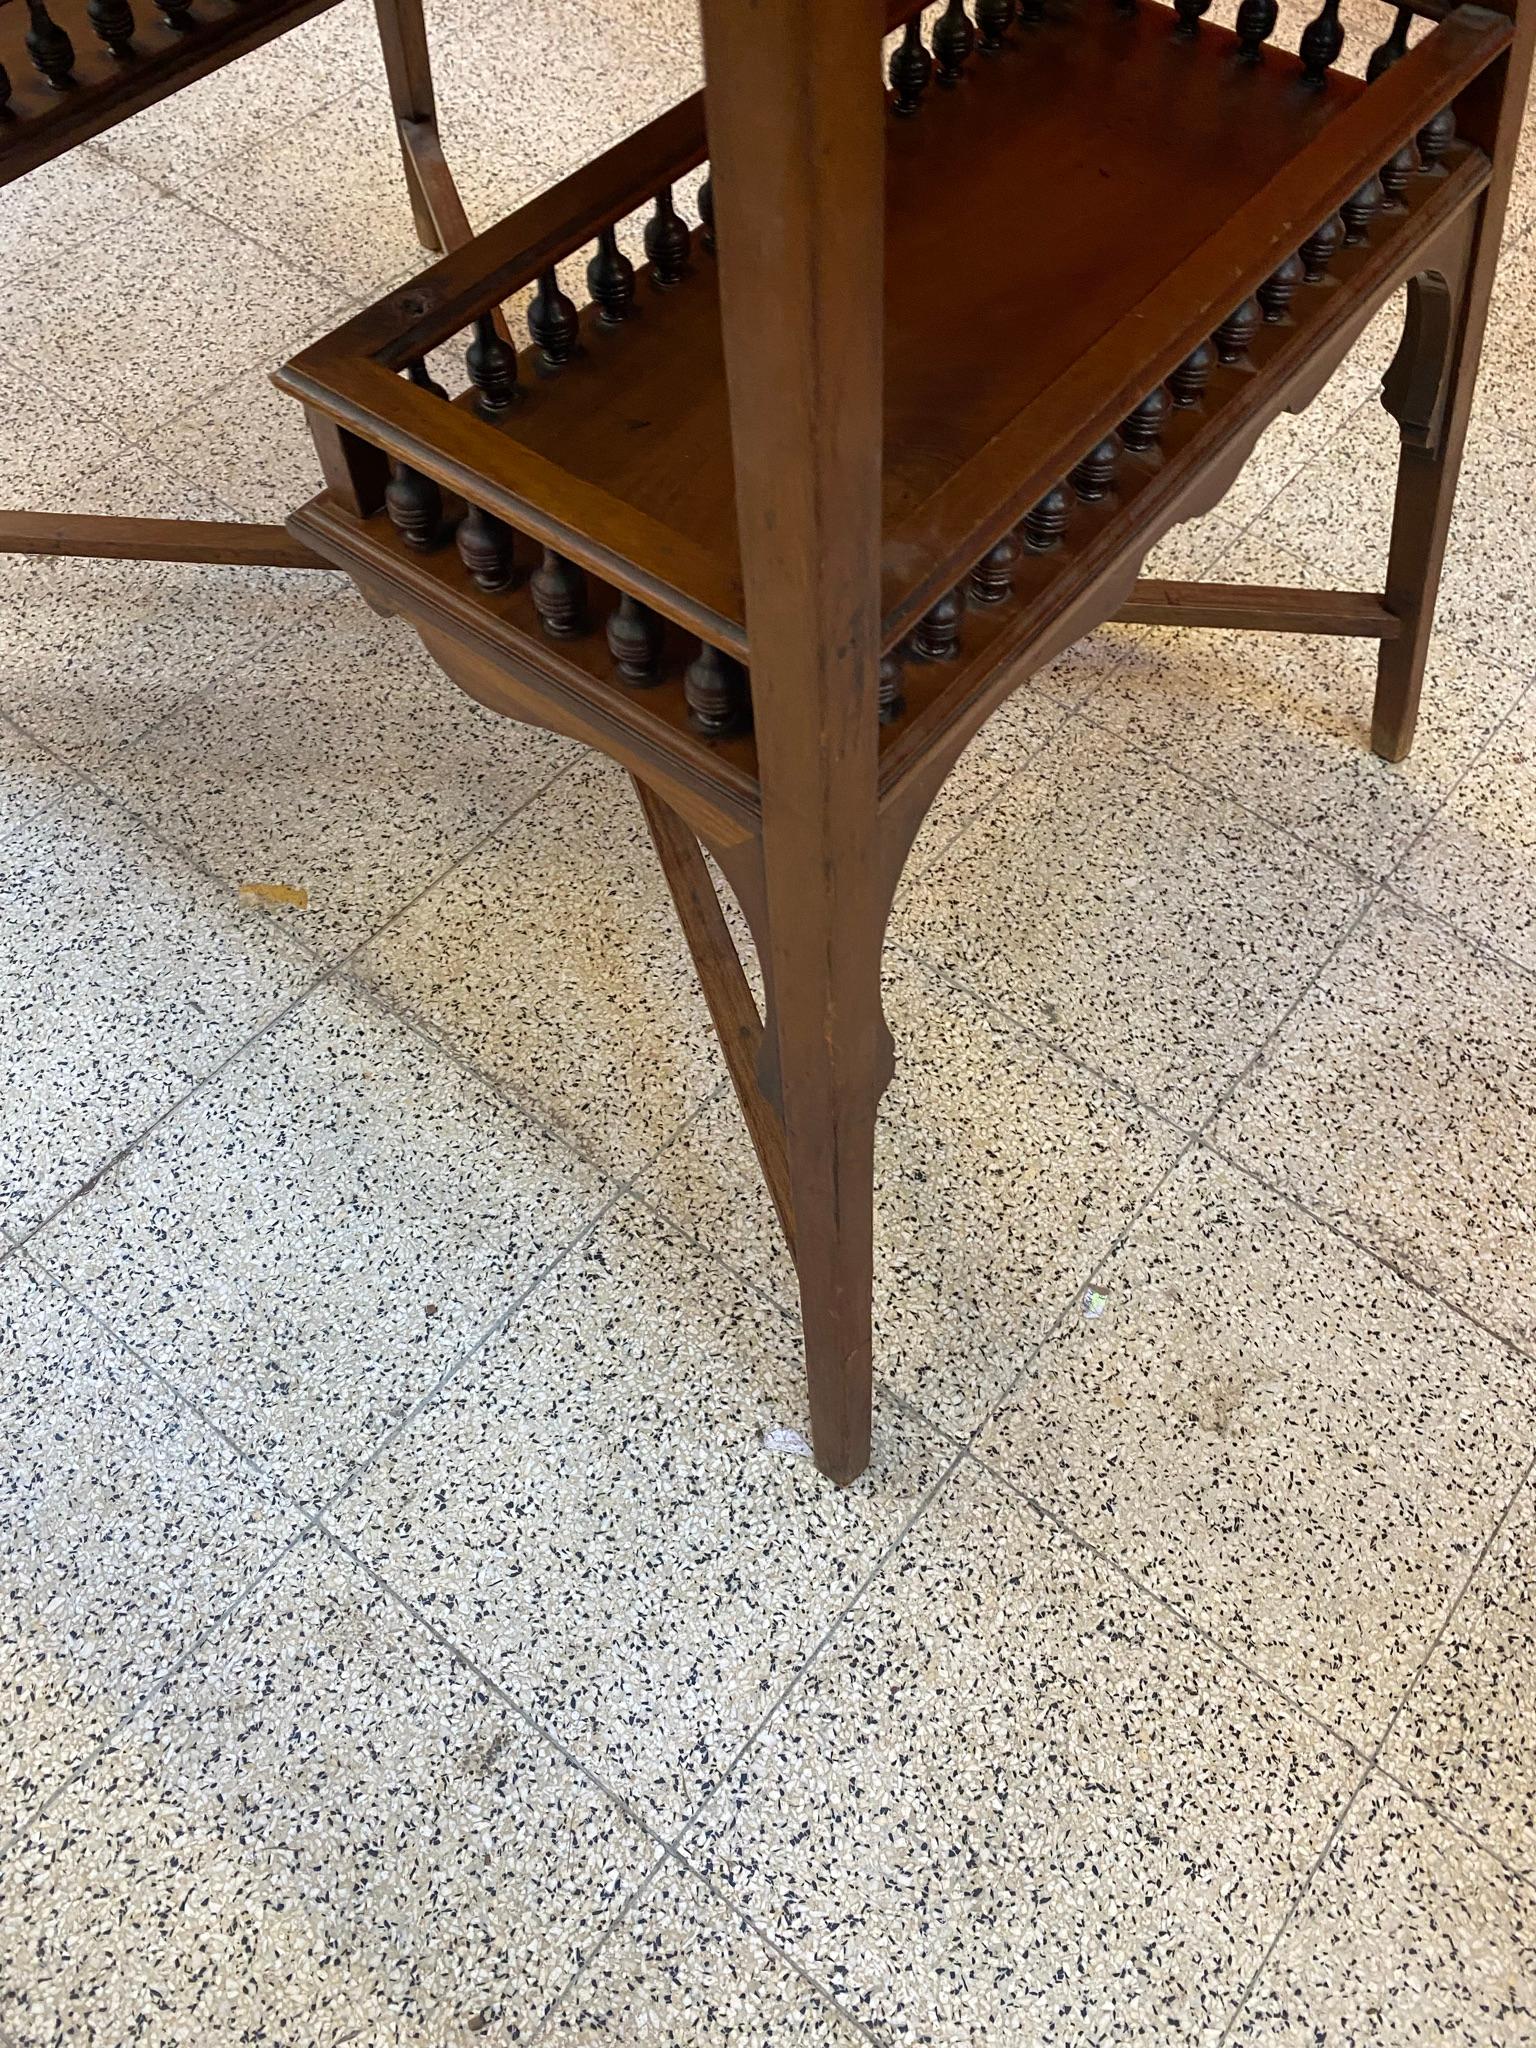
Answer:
[
  {"xmin": 406, "ymin": 357, "xmax": 449, "ymax": 401},
  {"xmin": 606, "ymin": 593, "xmax": 665, "ymax": 683},
  {"xmin": 1173, "ymin": 0, "xmax": 1211, "ymax": 37},
  {"xmin": 1367, "ymin": 5, "xmax": 1411, "ymax": 80},
  {"xmin": 87, "ymin": 0, "xmax": 135, "ymax": 55},
  {"xmin": 1213, "ymin": 298, "xmax": 1261, "ymax": 366},
  {"xmin": 385, "ymin": 461, "xmax": 442, "ymax": 552},
  {"xmin": 1340, "ymin": 175, "xmax": 1383, "ymax": 246},
  {"xmin": 1299, "ymin": 214, "xmax": 1344, "ymax": 282},
  {"xmin": 1257, "ymin": 253, "xmax": 1305, "ymax": 324},
  {"xmin": 1071, "ymin": 436, "xmax": 1119, "ymax": 502},
  {"xmin": 878, "ymin": 650, "xmax": 906, "ymax": 724},
  {"xmin": 0, "ymin": 60, "xmax": 12, "ymax": 112},
  {"xmin": 1380, "ymin": 141, "xmax": 1419, "ymax": 209},
  {"xmin": 588, "ymin": 224, "xmax": 637, "ymax": 325},
  {"xmin": 530, "ymin": 549, "xmax": 588, "ymax": 638},
  {"xmin": 1018, "ymin": 0, "xmax": 1043, "ymax": 18},
  {"xmin": 1021, "ymin": 484, "xmax": 1071, "ymax": 551},
  {"xmin": 1234, "ymin": 0, "xmax": 1277, "ymax": 64},
  {"xmin": 156, "ymin": 0, "xmax": 193, "ymax": 23},
  {"xmin": 466, "ymin": 313, "xmax": 518, "ymax": 414},
  {"xmin": 975, "ymin": 0, "xmax": 1014, "ymax": 50},
  {"xmin": 1299, "ymin": 0, "xmax": 1344, "ymax": 86},
  {"xmin": 914, "ymin": 587, "xmax": 964, "ymax": 660},
  {"xmin": 698, "ymin": 176, "xmax": 716, "ymax": 252},
  {"xmin": 645, "ymin": 188, "xmax": 691, "ymax": 289},
  {"xmin": 890, "ymin": 16, "xmax": 933, "ymax": 116},
  {"xmin": 456, "ymin": 505, "xmax": 516, "ymax": 592},
  {"xmin": 933, "ymin": 0, "xmax": 976, "ymax": 85},
  {"xmin": 1120, "ymin": 385, "xmax": 1171, "ymax": 452},
  {"xmin": 1418, "ymin": 106, "xmax": 1456, "ymax": 172},
  {"xmin": 684, "ymin": 642, "xmax": 749, "ymax": 734},
  {"xmin": 529, "ymin": 268, "xmax": 580, "ymax": 367},
  {"xmin": 25, "ymin": 0, "xmax": 75, "ymax": 87},
  {"xmin": 1169, "ymin": 341, "xmax": 1214, "ymax": 408},
  {"xmin": 970, "ymin": 532, "xmax": 1020, "ymax": 604}
]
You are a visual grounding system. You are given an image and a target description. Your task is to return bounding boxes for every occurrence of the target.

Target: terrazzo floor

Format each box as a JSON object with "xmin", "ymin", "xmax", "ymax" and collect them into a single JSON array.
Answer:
[{"xmin": 3, "ymin": 0, "xmax": 1536, "ymax": 2042}]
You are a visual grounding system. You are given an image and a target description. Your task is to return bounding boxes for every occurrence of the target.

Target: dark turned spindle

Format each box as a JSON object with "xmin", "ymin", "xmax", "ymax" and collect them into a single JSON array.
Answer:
[
  {"xmin": 385, "ymin": 460, "xmax": 442, "ymax": 552},
  {"xmin": 1120, "ymin": 385, "xmax": 1171, "ymax": 452},
  {"xmin": 606, "ymin": 593, "xmax": 665, "ymax": 683},
  {"xmin": 1299, "ymin": 0, "xmax": 1344, "ymax": 86},
  {"xmin": 644, "ymin": 187, "xmax": 691, "ymax": 289},
  {"xmin": 1213, "ymin": 297, "xmax": 1261, "ymax": 365},
  {"xmin": 890, "ymin": 16, "xmax": 933, "ymax": 116},
  {"xmin": 588, "ymin": 224, "xmax": 638, "ymax": 325},
  {"xmin": 1234, "ymin": 0, "xmax": 1278, "ymax": 64},
  {"xmin": 970, "ymin": 531, "xmax": 1020, "ymax": 604},
  {"xmin": 1018, "ymin": 0, "xmax": 1044, "ymax": 18},
  {"xmin": 456, "ymin": 504, "xmax": 516, "ymax": 592},
  {"xmin": 684, "ymin": 642, "xmax": 749, "ymax": 734},
  {"xmin": 975, "ymin": 0, "xmax": 1014, "ymax": 50},
  {"xmin": 1367, "ymin": 5, "xmax": 1411, "ymax": 80},
  {"xmin": 1070, "ymin": 436, "xmax": 1119, "ymax": 502},
  {"xmin": 466, "ymin": 313, "xmax": 518, "ymax": 414},
  {"xmin": 156, "ymin": 0, "xmax": 194, "ymax": 24},
  {"xmin": 1299, "ymin": 213, "xmax": 1344, "ymax": 281},
  {"xmin": 86, "ymin": 0, "xmax": 135, "ymax": 56},
  {"xmin": 0, "ymin": 60, "xmax": 11, "ymax": 113},
  {"xmin": 1169, "ymin": 339, "xmax": 1215, "ymax": 407},
  {"xmin": 698, "ymin": 175, "xmax": 716, "ymax": 252},
  {"xmin": 529, "ymin": 268, "xmax": 580, "ymax": 367},
  {"xmin": 878, "ymin": 650, "xmax": 906, "ymax": 725},
  {"xmin": 25, "ymin": 1, "xmax": 75, "ymax": 87},
  {"xmin": 530, "ymin": 549, "xmax": 588, "ymax": 638},
  {"xmin": 933, "ymin": 0, "xmax": 976, "ymax": 85},
  {"xmin": 1020, "ymin": 484, "xmax": 1070, "ymax": 550},
  {"xmin": 914, "ymin": 587, "xmax": 964, "ymax": 660},
  {"xmin": 1173, "ymin": 0, "xmax": 1211, "ymax": 38},
  {"xmin": 1340, "ymin": 174, "xmax": 1383, "ymax": 245},
  {"xmin": 1380, "ymin": 140, "xmax": 1419, "ymax": 209},
  {"xmin": 1257, "ymin": 252, "xmax": 1306, "ymax": 323},
  {"xmin": 406, "ymin": 357, "xmax": 449, "ymax": 401},
  {"xmin": 1418, "ymin": 106, "xmax": 1456, "ymax": 172}
]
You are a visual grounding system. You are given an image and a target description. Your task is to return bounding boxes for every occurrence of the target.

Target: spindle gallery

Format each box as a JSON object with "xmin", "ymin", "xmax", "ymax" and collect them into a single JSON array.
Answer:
[
  {"xmin": 273, "ymin": 0, "xmax": 1533, "ymax": 1481},
  {"xmin": 0, "ymin": 0, "xmax": 477, "ymax": 573}
]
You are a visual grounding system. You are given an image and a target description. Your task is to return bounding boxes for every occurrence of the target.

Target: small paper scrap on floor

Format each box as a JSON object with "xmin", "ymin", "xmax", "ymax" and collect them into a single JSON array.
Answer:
[
  {"xmin": 238, "ymin": 882, "xmax": 309, "ymax": 908},
  {"xmin": 1081, "ymin": 1287, "xmax": 1109, "ymax": 1320},
  {"xmin": 763, "ymin": 1424, "xmax": 814, "ymax": 1459}
]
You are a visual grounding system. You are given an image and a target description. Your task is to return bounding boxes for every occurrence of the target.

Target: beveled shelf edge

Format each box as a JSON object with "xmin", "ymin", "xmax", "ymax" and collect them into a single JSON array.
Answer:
[
  {"xmin": 288, "ymin": 496, "xmax": 763, "ymax": 837},
  {"xmin": 881, "ymin": 0, "xmax": 1514, "ymax": 639},
  {"xmin": 875, "ymin": 148, "xmax": 1489, "ymax": 811}
]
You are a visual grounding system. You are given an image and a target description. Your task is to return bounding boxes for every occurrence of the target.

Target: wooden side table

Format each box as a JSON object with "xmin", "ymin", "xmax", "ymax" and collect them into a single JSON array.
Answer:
[
  {"xmin": 0, "ymin": 0, "xmax": 475, "ymax": 571},
  {"xmin": 278, "ymin": 0, "xmax": 1534, "ymax": 1482}
]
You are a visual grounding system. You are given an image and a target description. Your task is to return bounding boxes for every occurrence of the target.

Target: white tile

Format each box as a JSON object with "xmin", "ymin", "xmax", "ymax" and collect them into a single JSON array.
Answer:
[
  {"xmin": 0, "ymin": 1534, "xmax": 659, "ymax": 2047},
  {"xmin": 30, "ymin": 978, "xmax": 610, "ymax": 1506},
  {"xmin": 333, "ymin": 1195, "xmax": 952, "ymax": 1832}
]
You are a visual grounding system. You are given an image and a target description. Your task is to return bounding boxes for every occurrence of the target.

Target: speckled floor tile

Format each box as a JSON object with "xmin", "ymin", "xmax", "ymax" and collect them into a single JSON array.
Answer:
[
  {"xmin": 0, "ymin": 722, "xmax": 90, "ymax": 851},
  {"xmin": 637, "ymin": 953, "xmax": 1182, "ymax": 1438},
  {"xmin": 0, "ymin": 145, "xmax": 164, "ymax": 268},
  {"xmin": 540, "ymin": 1861, "xmax": 864, "ymax": 2046},
  {"xmin": 30, "ymin": 976, "xmax": 609, "ymax": 1508},
  {"xmin": 356, "ymin": 755, "xmax": 744, "ymax": 1179},
  {"xmin": 977, "ymin": 1147, "xmax": 1536, "ymax": 1748},
  {"xmin": 1395, "ymin": 681, "xmax": 1536, "ymax": 973},
  {"xmin": 0, "ymin": 784, "xmax": 313, "ymax": 1236},
  {"xmin": 126, "ymin": 362, "xmax": 336, "ymax": 526},
  {"xmin": 0, "ymin": 1256, "xmax": 302, "ymax": 1834},
  {"xmin": 894, "ymin": 717, "xmax": 1367, "ymax": 1125},
  {"xmin": 83, "ymin": 602, "xmax": 574, "ymax": 962},
  {"xmin": 687, "ymin": 1460, "xmax": 1358, "ymax": 2047},
  {"xmin": 1212, "ymin": 897, "xmax": 1536, "ymax": 1357},
  {"xmin": 1231, "ymin": 1780, "xmax": 1536, "ymax": 2046},
  {"xmin": 0, "ymin": 547, "xmax": 356, "ymax": 764},
  {"xmin": 0, "ymin": 1533, "xmax": 660, "ymax": 2048},
  {"xmin": 333, "ymin": 1194, "xmax": 950, "ymax": 1833},
  {"xmin": 1381, "ymin": 1476, "xmax": 1536, "ymax": 1875},
  {"xmin": 1079, "ymin": 534, "xmax": 1529, "ymax": 880}
]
